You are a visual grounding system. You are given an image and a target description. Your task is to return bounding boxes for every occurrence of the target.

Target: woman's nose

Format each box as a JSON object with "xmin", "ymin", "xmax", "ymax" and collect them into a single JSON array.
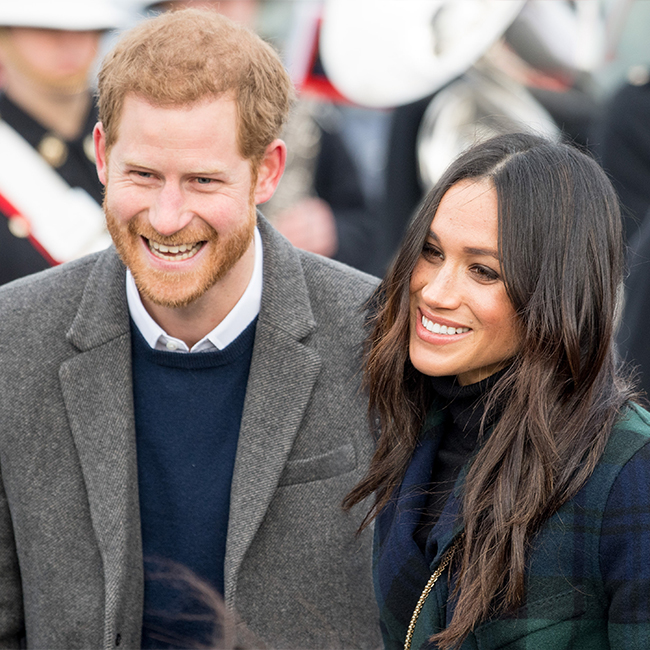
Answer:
[{"xmin": 419, "ymin": 265, "xmax": 463, "ymax": 311}]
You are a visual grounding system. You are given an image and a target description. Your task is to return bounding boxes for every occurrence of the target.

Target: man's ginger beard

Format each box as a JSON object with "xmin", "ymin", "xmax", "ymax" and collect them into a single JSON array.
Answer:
[{"xmin": 105, "ymin": 199, "xmax": 256, "ymax": 309}]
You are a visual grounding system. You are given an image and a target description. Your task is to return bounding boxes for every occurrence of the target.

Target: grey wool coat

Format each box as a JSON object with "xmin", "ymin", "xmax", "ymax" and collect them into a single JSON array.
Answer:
[{"xmin": 0, "ymin": 217, "xmax": 381, "ymax": 650}]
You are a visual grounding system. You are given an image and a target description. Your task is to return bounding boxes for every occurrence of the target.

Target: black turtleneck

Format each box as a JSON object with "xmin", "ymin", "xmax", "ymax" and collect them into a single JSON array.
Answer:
[{"xmin": 414, "ymin": 371, "xmax": 504, "ymax": 552}]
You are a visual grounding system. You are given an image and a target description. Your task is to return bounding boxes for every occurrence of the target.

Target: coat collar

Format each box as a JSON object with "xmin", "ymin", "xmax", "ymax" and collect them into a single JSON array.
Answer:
[
  {"xmin": 66, "ymin": 245, "xmax": 130, "ymax": 350},
  {"xmin": 252, "ymin": 214, "xmax": 316, "ymax": 338},
  {"xmin": 224, "ymin": 215, "xmax": 322, "ymax": 606}
]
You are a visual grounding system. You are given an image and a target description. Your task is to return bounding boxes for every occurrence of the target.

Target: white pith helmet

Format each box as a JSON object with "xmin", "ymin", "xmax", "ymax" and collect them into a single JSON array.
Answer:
[
  {"xmin": 0, "ymin": 0, "xmax": 129, "ymax": 31},
  {"xmin": 320, "ymin": 0, "xmax": 526, "ymax": 108},
  {"xmin": 319, "ymin": 0, "xmax": 605, "ymax": 109}
]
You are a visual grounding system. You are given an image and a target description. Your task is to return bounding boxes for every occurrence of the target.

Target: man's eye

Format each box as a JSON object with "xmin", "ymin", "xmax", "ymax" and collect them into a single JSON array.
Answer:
[{"xmin": 196, "ymin": 177, "xmax": 214, "ymax": 184}]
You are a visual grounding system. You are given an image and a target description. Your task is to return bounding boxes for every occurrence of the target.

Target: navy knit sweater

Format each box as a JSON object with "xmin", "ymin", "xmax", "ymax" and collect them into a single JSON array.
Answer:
[{"xmin": 130, "ymin": 318, "xmax": 257, "ymax": 648}]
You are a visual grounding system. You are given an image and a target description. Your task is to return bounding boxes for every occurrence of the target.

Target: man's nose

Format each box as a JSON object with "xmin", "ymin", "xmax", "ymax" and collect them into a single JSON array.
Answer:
[{"xmin": 148, "ymin": 183, "xmax": 194, "ymax": 237}]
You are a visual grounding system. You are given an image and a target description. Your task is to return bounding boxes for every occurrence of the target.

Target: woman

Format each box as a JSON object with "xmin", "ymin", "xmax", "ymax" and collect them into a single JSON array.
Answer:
[{"xmin": 345, "ymin": 133, "xmax": 650, "ymax": 649}]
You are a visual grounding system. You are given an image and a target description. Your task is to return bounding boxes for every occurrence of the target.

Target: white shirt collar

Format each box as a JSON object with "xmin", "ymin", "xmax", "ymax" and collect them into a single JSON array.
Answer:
[{"xmin": 126, "ymin": 227, "xmax": 263, "ymax": 352}]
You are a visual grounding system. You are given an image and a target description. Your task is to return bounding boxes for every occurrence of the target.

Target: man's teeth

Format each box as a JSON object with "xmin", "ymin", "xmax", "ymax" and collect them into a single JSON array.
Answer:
[
  {"xmin": 421, "ymin": 315, "xmax": 469, "ymax": 335},
  {"xmin": 148, "ymin": 239, "xmax": 203, "ymax": 260}
]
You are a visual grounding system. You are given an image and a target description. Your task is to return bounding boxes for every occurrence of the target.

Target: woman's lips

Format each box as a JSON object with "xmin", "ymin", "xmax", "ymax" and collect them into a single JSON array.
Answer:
[{"xmin": 415, "ymin": 308, "xmax": 472, "ymax": 343}]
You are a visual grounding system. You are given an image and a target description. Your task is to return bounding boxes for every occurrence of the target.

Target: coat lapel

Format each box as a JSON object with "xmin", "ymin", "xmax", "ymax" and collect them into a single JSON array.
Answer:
[
  {"xmin": 59, "ymin": 249, "xmax": 144, "ymax": 644},
  {"xmin": 224, "ymin": 218, "xmax": 321, "ymax": 606}
]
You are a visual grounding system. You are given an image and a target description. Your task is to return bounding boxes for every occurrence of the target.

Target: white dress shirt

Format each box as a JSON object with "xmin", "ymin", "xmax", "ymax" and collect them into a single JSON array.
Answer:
[{"xmin": 126, "ymin": 227, "xmax": 263, "ymax": 352}]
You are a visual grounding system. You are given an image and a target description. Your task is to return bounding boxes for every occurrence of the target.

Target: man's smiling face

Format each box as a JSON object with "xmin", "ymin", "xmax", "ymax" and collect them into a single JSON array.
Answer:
[{"xmin": 95, "ymin": 93, "xmax": 257, "ymax": 309}]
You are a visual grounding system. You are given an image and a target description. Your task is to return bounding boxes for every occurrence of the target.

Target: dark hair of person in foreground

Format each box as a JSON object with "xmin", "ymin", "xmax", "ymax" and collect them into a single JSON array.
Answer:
[
  {"xmin": 344, "ymin": 132, "xmax": 635, "ymax": 648},
  {"xmin": 142, "ymin": 559, "xmax": 259, "ymax": 650}
]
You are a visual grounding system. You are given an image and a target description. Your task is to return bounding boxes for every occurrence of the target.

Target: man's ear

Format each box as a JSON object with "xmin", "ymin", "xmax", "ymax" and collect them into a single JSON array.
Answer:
[
  {"xmin": 253, "ymin": 139, "xmax": 287, "ymax": 205},
  {"xmin": 94, "ymin": 122, "xmax": 108, "ymax": 186}
]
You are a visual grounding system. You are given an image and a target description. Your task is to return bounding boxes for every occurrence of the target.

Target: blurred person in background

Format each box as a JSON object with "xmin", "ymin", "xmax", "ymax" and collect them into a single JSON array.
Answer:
[
  {"xmin": 593, "ymin": 67, "xmax": 650, "ymax": 243},
  {"xmin": 598, "ymin": 68, "xmax": 650, "ymax": 408},
  {"xmin": 617, "ymin": 216, "xmax": 650, "ymax": 405},
  {"xmin": 0, "ymin": 0, "xmax": 122, "ymax": 285},
  {"xmin": 146, "ymin": 0, "xmax": 377, "ymax": 274},
  {"xmin": 590, "ymin": 1, "xmax": 650, "ymax": 420},
  {"xmin": 590, "ymin": 0, "xmax": 650, "ymax": 243},
  {"xmin": 609, "ymin": 70, "xmax": 650, "ymax": 406}
]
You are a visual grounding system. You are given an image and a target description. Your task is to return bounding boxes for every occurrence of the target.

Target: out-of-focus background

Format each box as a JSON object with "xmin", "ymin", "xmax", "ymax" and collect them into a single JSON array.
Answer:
[
  {"xmin": 5, "ymin": 0, "xmax": 650, "ymax": 395},
  {"xmin": 4, "ymin": 0, "xmax": 650, "ymax": 276}
]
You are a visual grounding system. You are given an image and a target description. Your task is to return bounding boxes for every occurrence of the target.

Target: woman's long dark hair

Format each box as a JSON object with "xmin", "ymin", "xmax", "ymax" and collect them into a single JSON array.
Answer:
[{"xmin": 344, "ymin": 133, "xmax": 634, "ymax": 648}]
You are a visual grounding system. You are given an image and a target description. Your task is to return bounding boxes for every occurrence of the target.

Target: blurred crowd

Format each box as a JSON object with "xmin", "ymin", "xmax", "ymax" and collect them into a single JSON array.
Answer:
[{"xmin": 3, "ymin": 0, "xmax": 650, "ymax": 391}]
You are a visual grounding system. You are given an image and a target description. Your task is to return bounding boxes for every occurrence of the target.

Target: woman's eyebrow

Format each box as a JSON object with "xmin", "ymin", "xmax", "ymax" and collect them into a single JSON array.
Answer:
[
  {"xmin": 428, "ymin": 231, "xmax": 499, "ymax": 260},
  {"xmin": 464, "ymin": 246, "xmax": 500, "ymax": 259}
]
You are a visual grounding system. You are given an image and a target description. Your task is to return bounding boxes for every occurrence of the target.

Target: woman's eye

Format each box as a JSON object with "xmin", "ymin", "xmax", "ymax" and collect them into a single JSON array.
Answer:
[
  {"xmin": 471, "ymin": 265, "xmax": 500, "ymax": 282},
  {"xmin": 422, "ymin": 242, "xmax": 443, "ymax": 262}
]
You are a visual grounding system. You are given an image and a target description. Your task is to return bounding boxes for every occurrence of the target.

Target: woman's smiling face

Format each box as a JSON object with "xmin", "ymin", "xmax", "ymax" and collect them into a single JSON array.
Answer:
[{"xmin": 409, "ymin": 178, "xmax": 521, "ymax": 385}]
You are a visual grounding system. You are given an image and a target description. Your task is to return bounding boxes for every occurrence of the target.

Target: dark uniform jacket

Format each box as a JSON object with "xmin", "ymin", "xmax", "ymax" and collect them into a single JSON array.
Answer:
[{"xmin": 0, "ymin": 94, "xmax": 103, "ymax": 285}]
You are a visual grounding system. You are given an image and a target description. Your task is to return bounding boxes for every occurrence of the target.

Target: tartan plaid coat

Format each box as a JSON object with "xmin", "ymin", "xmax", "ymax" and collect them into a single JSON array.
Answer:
[{"xmin": 374, "ymin": 401, "xmax": 650, "ymax": 650}]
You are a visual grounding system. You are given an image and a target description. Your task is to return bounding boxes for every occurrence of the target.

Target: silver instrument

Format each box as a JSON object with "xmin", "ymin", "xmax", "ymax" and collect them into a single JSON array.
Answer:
[
  {"xmin": 320, "ymin": 0, "xmax": 609, "ymax": 186},
  {"xmin": 417, "ymin": 62, "xmax": 560, "ymax": 189}
]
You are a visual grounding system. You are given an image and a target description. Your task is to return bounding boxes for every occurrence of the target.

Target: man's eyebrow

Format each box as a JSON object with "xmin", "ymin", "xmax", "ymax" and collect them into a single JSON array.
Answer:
[
  {"xmin": 427, "ymin": 231, "xmax": 500, "ymax": 259},
  {"xmin": 122, "ymin": 161, "xmax": 227, "ymax": 176},
  {"xmin": 189, "ymin": 168, "xmax": 227, "ymax": 176},
  {"xmin": 123, "ymin": 160, "xmax": 159, "ymax": 172}
]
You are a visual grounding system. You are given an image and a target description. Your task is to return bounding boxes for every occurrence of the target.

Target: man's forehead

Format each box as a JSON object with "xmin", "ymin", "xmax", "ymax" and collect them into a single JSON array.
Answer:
[
  {"xmin": 120, "ymin": 90, "xmax": 236, "ymax": 115},
  {"xmin": 102, "ymin": 92, "xmax": 256, "ymax": 172},
  {"xmin": 110, "ymin": 92, "xmax": 240, "ymax": 150}
]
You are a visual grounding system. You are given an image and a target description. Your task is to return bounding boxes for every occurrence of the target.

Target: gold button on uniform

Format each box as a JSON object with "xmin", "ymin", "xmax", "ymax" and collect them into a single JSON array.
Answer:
[
  {"xmin": 7, "ymin": 215, "xmax": 30, "ymax": 238},
  {"xmin": 38, "ymin": 134, "xmax": 68, "ymax": 168},
  {"xmin": 83, "ymin": 134, "xmax": 96, "ymax": 163}
]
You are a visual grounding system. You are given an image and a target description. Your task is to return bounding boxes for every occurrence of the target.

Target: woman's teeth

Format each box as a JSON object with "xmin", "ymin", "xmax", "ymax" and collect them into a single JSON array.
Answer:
[
  {"xmin": 148, "ymin": 239, "xmax": 203, "ymax": 261},
  {"xmin": 422, "ymin": 315, "xmax": 469, "ymax": 335}
]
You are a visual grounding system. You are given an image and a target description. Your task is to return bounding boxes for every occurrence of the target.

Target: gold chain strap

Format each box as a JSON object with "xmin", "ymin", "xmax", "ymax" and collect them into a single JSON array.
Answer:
[{"xmin": 404, "ymin": 537, "xmax": 462, "ymax": 650}]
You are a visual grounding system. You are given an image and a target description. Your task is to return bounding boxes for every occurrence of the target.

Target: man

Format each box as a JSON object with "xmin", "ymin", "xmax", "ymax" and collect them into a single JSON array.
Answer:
[
  {"xmin": 0, "ymin": 1, "xmax": 122, "ymax": 284},
  {"xmin": 146, "ymin": 0, "xmax": 378, "ymax": 274},
  {"xmin": 0, "ymin": 10, "xmax": 379, "ymax": 649}
]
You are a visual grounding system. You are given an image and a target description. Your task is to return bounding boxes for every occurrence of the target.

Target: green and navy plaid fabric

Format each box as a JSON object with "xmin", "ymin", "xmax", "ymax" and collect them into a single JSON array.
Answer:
[{"xmin": 374, "ymin": 402, "xmax": 650, "ymax": 650}]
